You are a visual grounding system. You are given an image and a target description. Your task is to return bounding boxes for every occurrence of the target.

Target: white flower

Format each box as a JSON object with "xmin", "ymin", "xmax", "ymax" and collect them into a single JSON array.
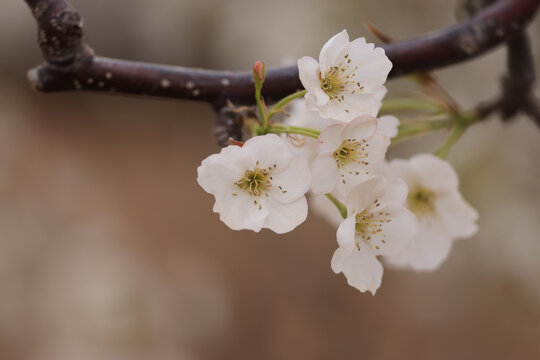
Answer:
[
  {"xmin": 197, "ymin": 134, "xmax": 311, "ymax": 234},
  {"xmin": 311, "ymin": 116, "xmax": 390, "ymax": 196},
  {"xmin": 282, "ymin": 96, "xmax": 397, "ymax": 167},
  {"xmin": 331, "ymin": 176, "xmax": 418, "ymax": 294},
  {"xmin": 382, "ymin": 154, "xmax": 478, "ymax": 271},
  {"xmin": 298, "ymin": 29, "xmax": 392, "ymax": 122},
  {"xmin": 282, "ymin": 99, "xmax": 333, "ymax": 164}
]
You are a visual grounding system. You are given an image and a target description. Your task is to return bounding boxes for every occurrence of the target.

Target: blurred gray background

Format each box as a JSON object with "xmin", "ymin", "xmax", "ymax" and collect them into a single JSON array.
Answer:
[{"xmin": 1, "ymin": 0, "xmax": 540, "ymax": 359}]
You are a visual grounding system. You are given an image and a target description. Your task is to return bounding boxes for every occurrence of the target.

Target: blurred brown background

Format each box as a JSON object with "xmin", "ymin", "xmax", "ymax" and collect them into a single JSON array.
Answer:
[{"xmin": 1, "ymin": 1, "xmax": 540, "ymax": 359}]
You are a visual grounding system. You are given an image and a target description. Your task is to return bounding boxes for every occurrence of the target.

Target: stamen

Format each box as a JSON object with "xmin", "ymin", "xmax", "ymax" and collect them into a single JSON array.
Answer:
[
  {"xmin": 319, "ymin": 55, "xmax": 364, "ymax": 99},
  {"xmin": 235, "ymin": 167, "xmax": 271, "ymax": 197},
  {"xmin": 333, "ymin": 139, "xmax": 369, "ymax": 169},
  {"xmin": 354, "ymin": 205, "xmax": 391, "ymax": 250},
  {"xmin": 408, "ymin": 187, "xmax": 436, "ymax": 215}
]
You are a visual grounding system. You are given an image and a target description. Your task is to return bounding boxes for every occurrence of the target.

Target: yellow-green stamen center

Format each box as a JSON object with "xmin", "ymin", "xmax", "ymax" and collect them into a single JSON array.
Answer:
[
  {"xmin": 407, "ymin": 187, "xmax": 436, "ymax": 215},
  {"xmin": 235, "ymin": 168, "xmax": 271, "ymax": 197},
  {"xmin": 320, "ymin": 53, "xmax": 364, "ymax": 101},
  {"xmin": 333, "ymin": 139, "xmax": 369, "ymax": 169},
  {"xmin": 354, "ymin": 199, "xmax": 392, "ymax": 250}
]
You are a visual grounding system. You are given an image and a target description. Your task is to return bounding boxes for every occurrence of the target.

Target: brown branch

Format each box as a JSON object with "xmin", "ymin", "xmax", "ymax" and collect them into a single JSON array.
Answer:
[
  {"xmin": 25, "ymin": 0, "xmax": 539, "ymax": 108},
  {"xmin": 501, "ymin": 31, "xmax": 540, "ymax": 126},
  {"xmin": 500, "ymin": 31, "xmax": 535, "ymax": 117},
  {"xmin": 474, "ymin": 29, "xmax": 540, "ymax": 127}
]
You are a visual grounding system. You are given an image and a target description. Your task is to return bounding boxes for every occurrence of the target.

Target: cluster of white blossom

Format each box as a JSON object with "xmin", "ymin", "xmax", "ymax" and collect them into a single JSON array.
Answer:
[{"xmin": 197, "ymin": 30, "xmax": 478, "ymax": 294}]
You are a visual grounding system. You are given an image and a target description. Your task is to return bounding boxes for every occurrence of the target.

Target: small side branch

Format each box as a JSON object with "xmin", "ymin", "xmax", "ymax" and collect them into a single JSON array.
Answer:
[
  {"xmin": 25, "ymin": 0, "xmax": 93, "ymax": 72},
  {"xmin": 501, "ymin": 31, "xmax": 540, "ymax": 126},
  {"xmin": 475, "ymin": 30, "xmax": 540, "ymax": 127}
]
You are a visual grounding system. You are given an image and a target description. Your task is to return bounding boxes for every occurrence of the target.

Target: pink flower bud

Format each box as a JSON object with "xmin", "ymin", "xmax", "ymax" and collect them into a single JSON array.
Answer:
[{"xmin": 253, "ymin": 61, "xmax": 265, "ymax": 84}]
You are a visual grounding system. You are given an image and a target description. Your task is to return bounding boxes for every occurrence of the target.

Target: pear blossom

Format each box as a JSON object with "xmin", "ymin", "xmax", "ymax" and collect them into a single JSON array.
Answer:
[
  {"xmin": 311, "ymin": 116, "xmax": 390, "ymax": 196},
  {"xmin": 382, "ymin": 154, "xmax": 478, "ymax": 271},
  {"xmin": 298, "ymin": 29, "xmax": 392, "ymax": 121},
  {"xmin": 331, "ymin": 176, "xmax": 418, "ymax": 294},
  {"xmin": 282, "ymin": 99, "xmax": 333, "ymax": 164},
  {"xmin": 197, "ymin": 134, "xmax": 311, "ymax": 234},
  {"xmin": 282, "ymin": 94, "xmax": 396, "ymax": 166}
]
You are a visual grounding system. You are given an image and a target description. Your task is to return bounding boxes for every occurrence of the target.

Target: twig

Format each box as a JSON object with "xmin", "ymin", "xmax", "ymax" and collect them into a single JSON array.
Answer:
[
  {"xmin": 501, "ymin": 30, "xmax": 540, "ymax": 126},
  {"xmin": 474, "ymin": 30, "xmax": 540, "ymax": 127}
]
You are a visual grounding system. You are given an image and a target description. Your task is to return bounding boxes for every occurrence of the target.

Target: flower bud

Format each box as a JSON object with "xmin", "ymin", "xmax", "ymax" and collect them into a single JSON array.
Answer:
[{"xmin": 252, "ymin": 61, "xmax": 265, "ymax": 86}]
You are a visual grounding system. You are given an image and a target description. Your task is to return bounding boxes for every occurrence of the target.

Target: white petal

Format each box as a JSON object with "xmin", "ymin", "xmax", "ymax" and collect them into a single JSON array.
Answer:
[
  {"xmin": 213, "ymin": 192, "xmax": 269, "ymax": 232},
  {"xmin": 311, "ymin": 152, "xmax": 340, "ymax": 194},
  {"xmin": 331, "ymin": 246, "xmax": 383, "ymax": 295},
  {"xmin": 364, "ymin": 133, "xmax": 390, "ymax": 164},
  {"xmin": 377, "ymin": 178, "xmax": 409, "ymax": 206},
  {"xmin": 435, "ymin": 193, "xmax": 479, "ymax": 239},
  {"xmin": 298, "ymin": 57, "xmax": 328, "ymax": 107},
  {"xmin": 330, "ymin": 247, "xmax": 347, "ymax": 274},
  {"xmin": 317, "ymin": 123, "xmax": 345, "ymax": 154},
  {"xmin": 308, "ymin": 114, "xmax": 334, "ymax": 132},
  {"xmin": 282, "ymin": 133, "xmax": 318, "ymax": 165},
  {"xmin": 242, "ymin": 134, "xmax": 292, "ymax": 172},
  {"xmin": 381, "ymin": 159, "xmax": 423, "ymax": 188},
  {"xmin": 319, "ymin": 30, "xmax": 350, "ymax": 75},
  {"xmin": 263, "ymin": 196, "xmax": 308, "ymax": 234},
  {"xmin": 347, "ymin": 38, "xmax": 392, "ymax": 90},
  {"xmin": 372, "ymin": 86, "xmax": 388, "ymax": 114},
  {"xmin": 340, "ymin": 93, "xmax": 381, "ymax": 119},
  {"xmin": 269, "ymin": 155, "xmax": 311, "ymax": 203},
  {"xmin": 285, "ymin": 99, "xmax": 333, "ymax": 131},
  {"xmin": 286, "ymin": 98, "xmax": 311, "ymax": 124},
  {"xmin": 334, "ymin": 163, "xmax": 374, "ymax": 198},
  {"xmin": 314, "ymin": 99, "xmax": 349, "ymax": 120},
  {"xmin": 304, "ymin": 92, "xmax": 317, "ymax": 112},
  {"xmin": 197, "ymin": 146, "xmax": 248, "ymax": 196},
  {"xmin": 336, "ymin": 215, "xmax": 357, "ymax": 250},
  {"xmin": 410, "ymin": 153, "xmax": 459, "ymax": 192},
  {"xmin": 309, "ymin": 193, "xmax": 345, "ymax": 228},
  {"xmin": 283, "ymin": 104, "xmax": 333, "ymax": 163},
  {"xmin": 342, "ymin": 115, "xmax": 377, "ymax": 141},
  {"xmin": 314, "ymin": 93, "xmax": 380, "ymax": 121},
  {"xmin": 366, "ymin": 204, "xmax": 418, "ymax": 257},
  {"xmin": 377, "ymin": 115, "xmax": 400, "ymax": 138},
  {"xmin": 345, "ymin": 176, "xmax": 388, "ymax": 214},
  {"xmin": 385, "ymin": 219, "xmax": 453, "ymax": 271}
]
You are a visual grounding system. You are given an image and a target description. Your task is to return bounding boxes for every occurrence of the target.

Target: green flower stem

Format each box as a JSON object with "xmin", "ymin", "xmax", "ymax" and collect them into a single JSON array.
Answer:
[
  {"xmin": 268, "ymin": 125, "xmax": 320, "ymax": 139},
  {"xmin": 267, "ymin": 90, "xmax": 308, "ymax": 122},
  {"xmin": 391, "ymin": 118, "xmax": 450, "ymax": 145},
  {"xmin": 434, "ymin": 121, "xmax": 468, "ymax": 159},
  {"xmin": 326, "ymin": 193, "xmax": 347, "ymax": 219},
  {"xmin": 434, "ymin": 110, "xmax": 477, "ymax": 158},
  {"xmin": 255, "ymin": 83, "xmax": 267, "ymax": 129},
  {"xmin": 281, "ymin": 125, "xmax": 320, "ymax": 136},
  {"xmin": 379, "ymin": 97, "xmax": 445, "ymax": 114},
  {"xmin": 435, "ymin": 123, "xmax": 468, "ymax": 159}
]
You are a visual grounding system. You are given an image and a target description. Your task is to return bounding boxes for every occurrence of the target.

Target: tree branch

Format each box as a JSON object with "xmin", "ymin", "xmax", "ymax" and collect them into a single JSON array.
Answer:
[
  {"xmin": 502, "ymin": 31, "xmax": 540, "ymax": 126},
  {"xmin": 500, "ymin": 31, "xmax": 535, "ymax": 118},
  {"xmin": 24, "ymin": 0, "xmax": 539, "ymax": 108},
  {"xmin": 474, "ymin": 29, "xmax": 540, "ymax": 127}
]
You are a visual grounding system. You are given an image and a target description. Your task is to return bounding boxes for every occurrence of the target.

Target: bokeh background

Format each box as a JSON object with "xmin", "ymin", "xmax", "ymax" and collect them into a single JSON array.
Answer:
[{"xmin": 1, "ymin": 0, "xmax": 540, "ymax": 359}]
